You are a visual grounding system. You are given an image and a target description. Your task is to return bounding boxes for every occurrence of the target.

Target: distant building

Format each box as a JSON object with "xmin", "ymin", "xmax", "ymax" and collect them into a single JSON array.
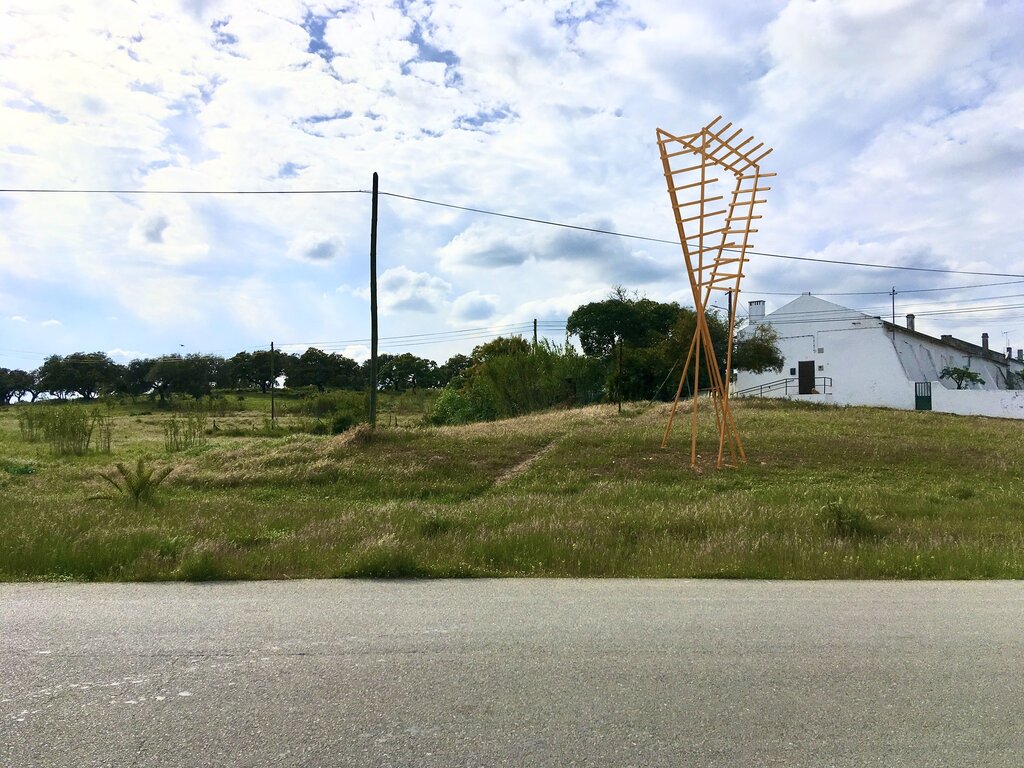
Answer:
[{"xmin": 733, "ymin": 294, "xmax": 1024, "ymax": 419}]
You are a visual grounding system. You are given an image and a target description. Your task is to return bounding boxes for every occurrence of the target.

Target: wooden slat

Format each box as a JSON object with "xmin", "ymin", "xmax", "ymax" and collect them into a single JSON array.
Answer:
[{"xmin": 681, "ymin": 208, "xmax": 727, "ymax": 223}]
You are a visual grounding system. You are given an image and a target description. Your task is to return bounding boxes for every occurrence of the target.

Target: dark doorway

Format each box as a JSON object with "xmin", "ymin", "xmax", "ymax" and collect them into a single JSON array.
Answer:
[{"xmin": 798, "ymin": 360, "xmax": 815, "ymax": 394}]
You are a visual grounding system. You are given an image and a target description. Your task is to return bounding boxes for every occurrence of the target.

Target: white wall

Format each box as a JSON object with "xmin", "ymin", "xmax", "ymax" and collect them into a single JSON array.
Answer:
[{"xmin": 930, "ymin": 384, "xmax": 1024, "ymax": 419}]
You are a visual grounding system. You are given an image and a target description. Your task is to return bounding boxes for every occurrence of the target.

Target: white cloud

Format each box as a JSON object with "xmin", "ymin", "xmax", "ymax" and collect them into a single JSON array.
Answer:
[
  {"xmin": 452, "ymin": 290, "xmax": 498, "ymax": 321},
  {"xmin": 41, "ymin": 319, "xmax": 61, "ymax": 327},
  {"xmin": 343, "ymin": 344, "xmax": 370, "ymax": 362},
  {"xmin": 107, "ymin": 348, "xmax": 149, "ymax": 361},
  {"xmin": 377, "ymin": 265, "xmax": 452, "ymax": 314},
  {"xmin": 10, "ymin": 315, "xmax": 28, "ymax": 323}
]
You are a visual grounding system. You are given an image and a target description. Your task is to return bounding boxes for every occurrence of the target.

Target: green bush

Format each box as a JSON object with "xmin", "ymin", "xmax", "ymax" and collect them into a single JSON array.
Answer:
[
  {"xmin": 43, "ymin": 405, "xmax": 95, "ymax": 455},
  {"xmin": 430, "ymin": 342, "xmax": 604, "ymax": 425}
]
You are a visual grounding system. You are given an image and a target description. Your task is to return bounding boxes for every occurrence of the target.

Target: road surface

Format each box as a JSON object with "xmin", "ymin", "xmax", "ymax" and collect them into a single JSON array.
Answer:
[{"xmin": 3, "ymin": 580, "xmax": 1023, "ymax": 767}]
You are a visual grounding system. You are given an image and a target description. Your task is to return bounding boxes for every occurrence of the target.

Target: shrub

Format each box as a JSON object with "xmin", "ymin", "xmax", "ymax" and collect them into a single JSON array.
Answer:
[
  {"xmin": 94, "ymin": 457, "xmax": 173, "ymax": 508},
  {"xmin": 43, "ymin": 405, "xmax": 95, "ymax": 455},
  {"xmin": 164, "ymin": 408, "xmax": 207, "ymax": 452},
  {"xmin": 820, "ymin": 498, "xmax": 878, "ymax": 538},
  {"xmin": 16, "ymin": 407, "xmax": 47, "ymax": 443},
  {"xmin": 331, "ymin": 413, "xmax": 356, "ymax": 434},
  {"xmin": 429, "ymin": 341, "xmax": 604, "ymax": 425}
]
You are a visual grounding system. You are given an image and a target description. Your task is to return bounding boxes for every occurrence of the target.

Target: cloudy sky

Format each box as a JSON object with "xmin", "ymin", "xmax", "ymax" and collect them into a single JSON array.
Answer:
[{"xmin": 2, "ymin": 0, "xmax": 1023, "ymax": 370}]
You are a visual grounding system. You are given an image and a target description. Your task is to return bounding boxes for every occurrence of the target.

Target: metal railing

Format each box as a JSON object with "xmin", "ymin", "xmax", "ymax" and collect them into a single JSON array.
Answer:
[{"xmin": 732, "ymin": 376, "xmax": 833, "ymax": 398}]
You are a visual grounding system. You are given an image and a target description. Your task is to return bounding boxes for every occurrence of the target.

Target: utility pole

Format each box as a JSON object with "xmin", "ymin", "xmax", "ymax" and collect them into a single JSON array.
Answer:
[
  {"xmin": 891, "ymin": 287, "xmax": 897, "ymax": 341},
  {"xmin": 533, "ymin": 318, "xmax": 538, "ymax": 349},
  {"xmin": 270, "ymin": 341, "xmax": 276, "ymax": 426},
  {"xmin": 617, "ymin": 337, "xmax": 623, "ymax": 413},
  {"xmin": 368, "ymin": 172, "xmax": 379, "ymax": 428}
]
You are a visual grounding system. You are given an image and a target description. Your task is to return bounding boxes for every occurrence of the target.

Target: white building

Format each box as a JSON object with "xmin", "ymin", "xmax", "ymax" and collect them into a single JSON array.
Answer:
[{"xmin": 733, "ymin": 294, "xmax": 1024, "ymax": 419}]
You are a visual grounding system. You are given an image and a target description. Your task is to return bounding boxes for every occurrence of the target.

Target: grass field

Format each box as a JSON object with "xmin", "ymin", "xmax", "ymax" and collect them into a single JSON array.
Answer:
[{"xmin": 1, "ymin": 394, "xmax": 1023, "ymax": 581}]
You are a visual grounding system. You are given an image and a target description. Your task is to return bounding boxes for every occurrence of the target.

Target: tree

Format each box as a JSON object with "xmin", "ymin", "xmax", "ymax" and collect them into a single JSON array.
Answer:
[
  {"xmin": 471, "ymin": 336, "xmax": 531, "ymax": 363},
  {"xmin": 731, "ymin": 325, "xmax": 785, "ymax": 375},
  {"xmin": 0, "ymin": 368, "xmax": 35, "ymax": 404},
  {"xmin": 438, "ymin": 354, "xmax": 472, "ymax": 386},
  {"xmin": 0, "ymin": 369, "xmax": 16, "ymax": 405},
  {"xmin": 147, "ymin": 354, "xmax": 223, "ymax": 401},
  {"xmin": 37, "ymin": 352, "xmax": 118, "ymax": 400},
  {"xmin": 370, "ymin": 353, "xmax": 439, "ymax": 392},
  {"xmin": 114, "ymin": 359, "xmax": 156, "ymax": 398},
  {"xmin": 567, "ymin": 291, "xmax": 686, "ymax": 405},
  {"xmin": 566, "ymin": 291, "xmax": 681, "ymax": 357},
  {"xmin": 940, "ymin": 365, "xmax": 985, "ymax": 390},
  {"xmin": 222, "ymin": 350, "xmax": 285, "ymax": 392},
  {"xmin": 288, "ymin": 348, "xmax": 361, "ymax": 392}
]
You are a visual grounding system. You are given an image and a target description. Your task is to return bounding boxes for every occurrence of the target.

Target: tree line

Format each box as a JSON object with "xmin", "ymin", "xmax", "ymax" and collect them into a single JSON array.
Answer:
[
  {"xmin": 0, "ymin": 348, "xmax": 472, "ymax": 405},
  {"xmin": 1, "ymin": 290, "xmax": 782, "ymax": 410}
]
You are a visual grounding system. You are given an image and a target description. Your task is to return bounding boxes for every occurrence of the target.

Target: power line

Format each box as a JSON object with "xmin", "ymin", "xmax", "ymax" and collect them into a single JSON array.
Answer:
[
  {"xmin": 745, "ymin": 278, "xmax": 1024, "ymax": 298},
  {"xmin": 4, "ymin": 185, "xmax": 1023, "ymax": 278},
  {"xmin": 0, "ymin": 188, "xmax": 366, "ymax": 195}
]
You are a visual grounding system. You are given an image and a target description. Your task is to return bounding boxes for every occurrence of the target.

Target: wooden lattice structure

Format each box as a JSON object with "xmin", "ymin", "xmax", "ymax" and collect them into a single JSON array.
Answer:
[{"xmin": 656, "ymin": 116, "xmax": 775, "ymax": 468}]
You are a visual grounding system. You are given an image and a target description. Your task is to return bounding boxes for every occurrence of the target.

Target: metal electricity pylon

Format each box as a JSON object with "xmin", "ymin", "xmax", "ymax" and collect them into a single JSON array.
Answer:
[{"xmin": 656, "ymin": 116, "xmax": 775, "ymax": 468}]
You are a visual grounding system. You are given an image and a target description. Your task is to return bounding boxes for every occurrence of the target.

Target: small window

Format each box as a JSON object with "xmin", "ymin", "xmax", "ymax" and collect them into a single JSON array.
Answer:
[
  {"xmin": 817, "ymin": 347, "xmax": 824, "ymax": 354},
  {"xmin": 789, "ymin": 367, "xmax": 796, "ymax": 376},
  {"xmin": 818, "ymin": 365, "xmax": 824, "ymax": 372}
]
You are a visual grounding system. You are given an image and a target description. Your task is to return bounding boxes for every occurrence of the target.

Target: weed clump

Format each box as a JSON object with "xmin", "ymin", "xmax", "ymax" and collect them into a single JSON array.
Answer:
[
  {"xmin": 820, "ymin": 498, "xmax": 879, "ymax": 538},
  {"xmin": 164, "ymin": 409, "xmax": 207, "ymax": 452}
]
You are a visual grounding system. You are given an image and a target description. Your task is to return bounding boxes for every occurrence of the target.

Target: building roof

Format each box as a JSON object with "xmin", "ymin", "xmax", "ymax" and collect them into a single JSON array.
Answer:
[{"xmin": 756, "ymin": 294, "xmax": 1023, "ymax": 371}]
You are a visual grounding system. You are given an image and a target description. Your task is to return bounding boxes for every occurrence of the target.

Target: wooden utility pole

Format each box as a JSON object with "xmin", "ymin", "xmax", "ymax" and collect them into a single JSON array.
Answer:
[
  {"xmin": 891, "ymin": 287, "xmax": 897, "ymax": 341},
  {"xmin": 270, "ymin": 340, "xmax": 276, "ymax": 426},
  {"xmin": 369, "ymin": 172, "xmax": 379, "ymax": 428},
  {"xmin": 533, "ymin": 318, "xmax": 538, "ymax": 349}
]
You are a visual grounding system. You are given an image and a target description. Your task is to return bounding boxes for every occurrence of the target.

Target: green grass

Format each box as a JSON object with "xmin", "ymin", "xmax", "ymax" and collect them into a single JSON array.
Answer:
[{"xmin": 1, "ymin": 394, "xmax": 1023, "ymax": 581}]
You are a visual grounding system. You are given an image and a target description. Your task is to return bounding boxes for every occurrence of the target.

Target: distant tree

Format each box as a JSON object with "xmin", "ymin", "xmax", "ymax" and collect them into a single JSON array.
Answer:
[
  {"xmin": 0, "ymin": 368, "xmax": 35, "ymax": 404},
  {"xmin": 0, "ymin": 369, "xmax": 16, "ymax": 405},
  {"xmin": 114, "ymin": 359, "xmax": 156, "ymax": 398},
  {"xmin": 222, "ymin": 350, "xmax": 285, "ymax": 392},
  {"xmin": 940, "ymin": 365, "xmax": 985, "ymax": 390},
  {"xmin": 287, "ymin": 348, "xmax": 360, "ymax": 392},
  {"xmin": 14, "ymin": 369, "xmax": 40, "ymax": 402},
  {"xmin": 438, "ymin": 354, "xmax": 472, "ymax": 386},
  {"xmin": 731, "ymin": 324, "xmax": 785, "ymax": 374},
  {"xmin": 148, "ymin": 354, "xmax": 223, "ymax": 401},
  {"xmin": 368, "ymin": 353, "xmax": 439, "ymax": 392},
  {"xmin": 250, "ymin": 349, "xmax": 287, "ymax": 393},
  {"xmin": 37, "ymin": 352, "xmax": 118, "ymax": 400}
]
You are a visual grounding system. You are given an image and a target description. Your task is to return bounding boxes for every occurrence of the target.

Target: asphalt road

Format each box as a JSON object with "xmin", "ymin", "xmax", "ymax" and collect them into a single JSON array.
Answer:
[{"xmin": 3, "ymin": 580, "xmax": 1023, "ymax": 767}]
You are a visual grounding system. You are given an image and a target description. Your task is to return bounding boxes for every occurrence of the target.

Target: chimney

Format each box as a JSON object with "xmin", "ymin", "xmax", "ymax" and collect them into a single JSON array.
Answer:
[
  {"xmin": 906, "ymin": 314, "xmax": 915, "ymax": 331},
  {"xmin": 1018, "ymin": 349, "xmax": 1023, "ymax": 362},
  {"xmin": 749, "ymin": 300, "xmax": 766, "ymax": 322},
  {"xmin": 1008, "ymin": 347, "xmax": 1014, "ymax": 360},
  {"xmin": 982, "ymin": 333, "xmax": 989, "ymax": 351}
]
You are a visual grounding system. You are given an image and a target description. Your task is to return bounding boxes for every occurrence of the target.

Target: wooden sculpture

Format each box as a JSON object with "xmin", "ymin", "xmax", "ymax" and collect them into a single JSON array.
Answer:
[{"xmin": 656, "ymin": 116, "xmax": 775, "ymax": 468}]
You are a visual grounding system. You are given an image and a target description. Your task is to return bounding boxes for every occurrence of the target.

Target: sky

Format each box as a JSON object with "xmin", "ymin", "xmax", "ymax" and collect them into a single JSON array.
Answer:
[{"xmin": 2, "ymin": 0, "xmax": 1023, "ymax": 371}]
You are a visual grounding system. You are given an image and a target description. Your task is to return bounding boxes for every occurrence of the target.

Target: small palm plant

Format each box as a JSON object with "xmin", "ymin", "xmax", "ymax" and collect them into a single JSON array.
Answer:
[{"xmin": 94, "ymin": 457, "xmax": 173, "ymax": 507}]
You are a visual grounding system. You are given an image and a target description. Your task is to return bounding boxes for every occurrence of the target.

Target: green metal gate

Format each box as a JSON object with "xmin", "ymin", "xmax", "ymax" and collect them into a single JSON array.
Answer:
[{"xmin": 915, "ymin": 381, "xmax": 932, "ymax": 411}]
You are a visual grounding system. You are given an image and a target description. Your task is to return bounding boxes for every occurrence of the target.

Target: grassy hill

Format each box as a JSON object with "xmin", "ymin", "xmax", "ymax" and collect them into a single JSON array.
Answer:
[{"xmin": 1, "ymin": 396, "xmax": 1022, "ymax": 580}]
